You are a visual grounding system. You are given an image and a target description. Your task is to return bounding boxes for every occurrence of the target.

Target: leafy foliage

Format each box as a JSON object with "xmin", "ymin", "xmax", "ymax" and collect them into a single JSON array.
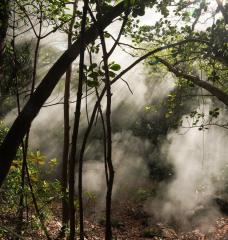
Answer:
[
  {"xmin": 0, "ymin": 41, "xmax": 33, "ymax": 116},
  {"xmin": 0, "ymin": 122, "xmax": 61, "ymax": 233}
]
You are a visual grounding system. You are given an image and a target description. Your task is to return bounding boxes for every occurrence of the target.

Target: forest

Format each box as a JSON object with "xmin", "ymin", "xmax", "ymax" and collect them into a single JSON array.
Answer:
[{"xmin": 0, "ymin": 0, "xmax": 228, "ymax": 239}]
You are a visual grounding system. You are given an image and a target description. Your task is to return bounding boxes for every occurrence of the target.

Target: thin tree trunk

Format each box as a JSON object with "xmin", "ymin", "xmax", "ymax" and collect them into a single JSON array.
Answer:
[
  {"xmin": 68, "ymin": 1, "xmax": 89, "ymax": 239},
  {"xmin": 11, "ymin": 5, "xmax": 47, "ymax": 237},
  {"xmin": 0, "ymin": 1, "xmax": 126, "ymax": 188},
  {"xmin": 11, "ymin": 14, "xmax": 26, "ymax": 236},
  {"xmin": 61, "ymin": 1, "xmax": 78, "ymax": 234},
  {"xmin": 88, "ymin": 50, "xmax": 108, "ymax": 183},
  {"xmin": 91, "ymin": 2, "xmax": 114, "ymax": 238},
  {"xmin": 14, "ymin": 3, "xmax": 44, "ymax": 236},
  {"xmin": 101, "ymin": 32, "xmax": 114, "ymax": 240},
  {"xmin": 0, "ymin": 0, "xmax": 9, "ymax": 54},
  {"xmin": 0, "ymin": 0, "xmax": 9, "ymax": 83}
]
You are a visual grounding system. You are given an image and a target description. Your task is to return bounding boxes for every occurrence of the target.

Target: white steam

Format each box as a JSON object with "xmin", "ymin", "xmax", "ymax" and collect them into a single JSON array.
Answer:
[
  {"xmin": 82, "ymin": 130, "xmax": 150, "ymax": 209},
  {"xmin": 146, "ymin": 102, "xmax": 228, "ymax": 229}
]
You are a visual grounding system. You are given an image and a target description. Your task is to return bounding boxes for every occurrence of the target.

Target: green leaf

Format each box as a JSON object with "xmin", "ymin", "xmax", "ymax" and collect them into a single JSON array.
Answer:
[
  {"xmin": 88, "ymin": 71, "xmax": 99, "ymax": 79},
  {"xmin": 88, "ymin": 63, "xmax": 97, "ymax": 71},
  {"xmin": 109, "ymin": 63, "xmax": 121, "ymax": 71},
  {"xmin": 87, "ymin": 80, "xmax": 99, "ymax": 87},
  {"xmin": 109, "ymin": 71, "xmax": 116, "ymax": 78}
]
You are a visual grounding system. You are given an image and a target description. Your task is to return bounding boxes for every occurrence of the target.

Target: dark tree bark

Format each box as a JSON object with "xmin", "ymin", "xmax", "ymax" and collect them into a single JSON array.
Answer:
[
  {"xmin": 68, "ymin": 0, "xmax": 89, "ymax": 239},
  {"xmin": 12, "ymin": 4, "xmax": 50, "ymax": 237},
  {"xmin": 216, "ymin": 0, "xmax": 228, "ymax": 24},
  {"xmin": 99, "ymin": 27, "xmax": 114, "ymax": 240},
  {"xmin": 0, "ymin": 0, "xmax": 8, "ymax": 53},
  {"xmin": 157, "ymin": 57, "xmax": 228, "ymax": 107},
  {"xmin": 0, "ymin": 1, "xmax": 126, "ymax": 187},
  {"xmin": 0, "ymin": 0, "xmax": 9, "ymax": 81},
  {"xmin": 90, "ymin": 1, "xmax": 115, "ymax": 238},
  {"xmin": 61, "ymin": 1, "xmax": 78, "ymax": 234}
]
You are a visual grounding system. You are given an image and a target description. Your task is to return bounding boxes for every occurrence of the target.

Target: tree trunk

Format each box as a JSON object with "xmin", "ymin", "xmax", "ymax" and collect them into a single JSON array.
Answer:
[
  {"xmin": 68, "ymin": 1, "xmax": 89, "ymax": 239},
  {"xmin": 0, "ymin": 0, "xmax": 9, "ymax": 82},
  {"xmin": 61, "ymin": 0, "xmax": 78, "ymax": 234},
  {"xmin": 157, "ymin": 57, "xmax": 228, "ymax": 107},
  {"xmin": 0, "ymin": 1, "xmax": 126, "ymax": 187},
  {"xmin": 91, "ymin": 2, "xmax": 115, "ymax": 237}
]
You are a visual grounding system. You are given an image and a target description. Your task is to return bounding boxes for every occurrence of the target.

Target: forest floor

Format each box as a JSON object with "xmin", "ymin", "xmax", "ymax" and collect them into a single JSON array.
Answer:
[{"xmin": 0, "ymin": 199, "xmax": 228, "ymax": 239}]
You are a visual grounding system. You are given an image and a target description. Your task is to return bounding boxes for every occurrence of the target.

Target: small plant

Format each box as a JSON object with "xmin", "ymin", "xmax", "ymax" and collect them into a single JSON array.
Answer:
[{"xmin": 0, "ymin": 121, "xmax": 61, "ymax": 237}]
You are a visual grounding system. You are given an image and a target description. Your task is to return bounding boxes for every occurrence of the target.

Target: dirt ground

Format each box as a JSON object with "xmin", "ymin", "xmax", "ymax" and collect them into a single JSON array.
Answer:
[{"xmin": 0, "ymin": 200, "xmax": 228, "ymax": 239}]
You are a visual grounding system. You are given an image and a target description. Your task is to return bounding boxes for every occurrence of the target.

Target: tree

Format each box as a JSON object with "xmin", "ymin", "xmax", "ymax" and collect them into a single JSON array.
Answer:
[
  {"xmin": 0, "ymin": 0, "xmax": 227, "ymax": 239},
  {"xmin": 0, "ymin": 0, "xmax": 127, "ymax": 188},
  {"xmin": 60, "ymin": 0, "xmax": 78, "ymax": 235},
  {"xmin": 0, "ymin": 0, "xmax": 9, "ymax": 60},
  {"xmin": 152, "ymin": 1, "xmax": 228, "ymax": 123},
  {"xmin": 0, "ymin": 1, "xmax": 130, "ymax": 239},
  {"xmin": 129, "ymin": 0, "xmax": 228, "ymax": 110}
]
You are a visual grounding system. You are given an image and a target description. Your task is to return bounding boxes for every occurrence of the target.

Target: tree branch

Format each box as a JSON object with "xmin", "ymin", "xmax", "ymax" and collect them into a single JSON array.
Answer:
[
  {"xmin": 0, "ymin": 1, "xmax": 127, "ymax": 187},
  {"xmin": 157, "ymin": 57, "xmax": 228, "ymax": 107}
]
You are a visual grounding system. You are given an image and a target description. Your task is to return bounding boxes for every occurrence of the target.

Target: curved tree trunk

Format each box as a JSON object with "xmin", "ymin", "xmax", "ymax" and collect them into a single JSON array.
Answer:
[
  {"xmin": 0, "ymin": 1, "xmax": 126, "ymax": 187},
  {"xmin": 157, "ymin": 57, "xmax": 228, "ymax": 107}
]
